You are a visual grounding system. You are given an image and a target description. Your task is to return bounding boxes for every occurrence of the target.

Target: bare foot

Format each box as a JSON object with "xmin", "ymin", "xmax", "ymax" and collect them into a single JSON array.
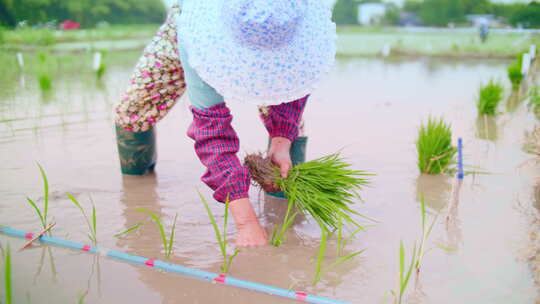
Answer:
[
  {"xmin": 230, "ymin": 198, "xmax": 268, "ymax": 247},
  {"xmin": 268, "ymin": 137, "xmax": 292, "ymax": 178}
]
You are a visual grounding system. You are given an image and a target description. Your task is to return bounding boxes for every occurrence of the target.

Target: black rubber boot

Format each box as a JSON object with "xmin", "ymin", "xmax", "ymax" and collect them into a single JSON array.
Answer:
[{"xmin": 115, "ymin": 124, "xmax": 157, "ymax": 175}]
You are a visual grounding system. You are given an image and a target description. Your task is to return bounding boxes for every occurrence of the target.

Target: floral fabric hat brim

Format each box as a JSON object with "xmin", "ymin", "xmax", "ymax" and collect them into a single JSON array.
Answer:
[{"xmin": 178, "ymin": 0, "xmax": 336, "ymax": 106}]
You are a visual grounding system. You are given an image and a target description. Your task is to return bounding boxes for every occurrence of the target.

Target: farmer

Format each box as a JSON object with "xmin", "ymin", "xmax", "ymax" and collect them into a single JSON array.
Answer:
[
  {"xmin": 115, "ymin": 1, "xmax": 336, "ymax": 247},
  {"xmin": 479, "ymin": 19, "xmax": 489, "ymax": 43}
]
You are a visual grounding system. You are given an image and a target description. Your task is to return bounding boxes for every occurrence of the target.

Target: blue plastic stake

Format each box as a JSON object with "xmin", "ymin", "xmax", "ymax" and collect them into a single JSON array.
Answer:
[
  {"xmin": 0, "ymin": 226, "xmax": 350, "ymax": 304},
  {"xmin": 457, "ymin": 138, "xmax": 464, "ymax": 180}
]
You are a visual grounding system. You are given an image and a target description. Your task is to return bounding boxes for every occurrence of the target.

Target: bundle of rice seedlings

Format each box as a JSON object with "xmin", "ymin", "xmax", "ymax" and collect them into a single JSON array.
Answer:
[
  {"xmin": 416, "ymin": 117, "xmax": 457, "ymax": 175},
  {"xmin": 508, "ymin": 55, "xmax": 523, "ymax": 90},
  {"xmin": 477, "ymin": 80, "xmax": 503, "ymax": 116},
  {"xmin": 245, "ymin": 153, "xmax": 372, "ymax": 244}
]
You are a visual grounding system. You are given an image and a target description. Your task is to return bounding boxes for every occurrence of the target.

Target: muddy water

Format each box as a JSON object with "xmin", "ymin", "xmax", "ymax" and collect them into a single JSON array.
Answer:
[{"xmin": 1, "ymin": 54, "xmax": 539, "ymax": 304}]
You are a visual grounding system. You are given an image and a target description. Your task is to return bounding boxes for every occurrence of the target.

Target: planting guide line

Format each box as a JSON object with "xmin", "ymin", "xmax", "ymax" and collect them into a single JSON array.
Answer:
[
  {"xmin": 0, "ymin": 227, "xmax": 350, "ymax": 304},
  {"xmin": 457, "ymin": 138, "xmax": 464, "ymax": 180},
  {"xmin": 447, "ymin": 138, "xmax": 464, "ymax": 226}
]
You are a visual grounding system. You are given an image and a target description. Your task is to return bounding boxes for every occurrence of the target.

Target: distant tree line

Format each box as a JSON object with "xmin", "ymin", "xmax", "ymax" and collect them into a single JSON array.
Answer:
[
  {"xmin": 332, "ymin": 0, "xmax": 540, "ymax": 28},
  {"xmin": 0, "ymin": 0, "xmax": 166, "ymax": 28}
]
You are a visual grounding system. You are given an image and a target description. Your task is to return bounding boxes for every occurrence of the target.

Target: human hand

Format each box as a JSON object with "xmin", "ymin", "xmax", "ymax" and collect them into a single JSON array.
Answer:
[
  {"xmin": 230, "ymin": 198, "xmax": 268, "ymax": 247},
  {"xmin": 268, "ymin": 137, "xmax": 292, "ymax": 179}
]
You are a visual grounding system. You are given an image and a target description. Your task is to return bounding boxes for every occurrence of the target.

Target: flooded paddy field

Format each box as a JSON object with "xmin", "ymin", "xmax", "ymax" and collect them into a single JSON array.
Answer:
[{"xmin": 1, "ymin": 52, "xmax": 539, "ymax": 303}]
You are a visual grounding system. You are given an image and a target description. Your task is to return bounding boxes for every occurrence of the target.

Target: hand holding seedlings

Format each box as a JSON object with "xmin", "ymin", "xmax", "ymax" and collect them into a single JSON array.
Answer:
[
  {"xmin": 245, "ymin": 152, "xmax": 373, "ymax": 246},
  {"xmin": 268, "ymin": 137, "xmax": 293, "ymax": 179}
]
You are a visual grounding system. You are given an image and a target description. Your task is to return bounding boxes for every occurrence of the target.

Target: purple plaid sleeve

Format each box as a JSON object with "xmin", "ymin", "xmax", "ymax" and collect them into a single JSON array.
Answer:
[
  {"xmin": 259, "ymin": 95, "xmax": 308, "ymax": 142},
  {"xmin": 187, "ymin": 103, "xmax": 250, "ymax": 203}
]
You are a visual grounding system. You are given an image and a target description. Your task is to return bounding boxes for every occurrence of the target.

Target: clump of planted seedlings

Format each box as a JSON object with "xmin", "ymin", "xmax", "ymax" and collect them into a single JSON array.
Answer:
[
  {"xmin": 36, "ymin": 51, "xmax": 54, "ymax": 91},
  {"xmin": 477, "ymin": 80, "xmax": 503, "ymax": 116},
  {"xmin": 198, "ymin": 192, "xmax": 239, "ymax": 274},
  {"xmin": 136, "ymin": 209, "xmax": 178, "ymax": 259},
  {"xmin": 508, "ymin": 55, "xmax": 523, "ymax": 90},
  {"xmin": 66, "ymin": 193, "xmax": 98, "ymax": 245},
  {"xmin": 2, "ymin": 243, "xmax": 12, "ymax": 304},
  {"xmin": 416, "ymin": 117, "xmax": 457, "ymax": 175},
  {"xmin": 26, "ymin": 163, "xmax": 51, "ymax": 231},
  {"xmin": 94, "ymin": 51, "xmax": 107, "ymax": 79},
  {"xmin": 245, "ymin": 153, "xmax": 372, "ymax": 246}
]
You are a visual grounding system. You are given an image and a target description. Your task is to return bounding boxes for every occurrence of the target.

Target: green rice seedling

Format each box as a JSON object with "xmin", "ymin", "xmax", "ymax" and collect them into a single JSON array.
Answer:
[
  {"xmin": 477, "ymin": 80, "xmax": 504, "ymax": 116},
  {"xmin": 313, "ymin": 226, "xmax": 328, "ymax": 285},
  {"xmin": 198, "ymin": 192, "xmax": 239, "ymax": 274},
  {"xmin": 3, "ymin": 243, "xmax": 12, "ymax": 304},
  {"xmin": 415, "ymin": 195, "xmax": 438, "ymax": 278},
  {"xmin": 392, "ymin": 241, "xmax": 417, "ymax": 304},
  {"xmin": 36, "ymin": 51, "xmax": 54, "ymax": 91},
  {"xmin": 114, "ymin": 222, "xmax": 145, "ymax": 238},
  {"xmin": 26, "ymin": 163, "xmax": 50, "ymax": 231},
  {"xmin": 94, "ymin": 51, "xmax": 107, "ymax": 79},
  {"xmin": 245, "ymin": 153, "xmax": 372, "ymax": 246},
  {"xmin": 269, "ymin": 200, "xmax": 298, "ymax": 247},
  {"xmin": 390, "ymin": 196, "xmax": 454, "ymax": 303},
  {"xmin": 77, "ymin": 291, "xmax": 88, "ymax": 304},
  {"xmin": 508, "ymin": 55, "xmax": 523, "ymax": 90},
  {"xmin": 66, "ymin": 193, "xmax": 97, "ymax": 245},
  {"xmin": 312, "ymin": 222, "xmax": 364, "ymax": 285},
  {"xmin": 416, "ymin": 117, "xmax": 457, "ymax": 175},
  {"xmin": 96, "ymin": 64, "xmax": 106, "ymax": 79},
  {"xmin": 335, "ymin": 219, "xmax": 366, "ymax": 256},
  {"xmin": 136, "ymin": 209, "xmax": 177, "ymax": 258}
]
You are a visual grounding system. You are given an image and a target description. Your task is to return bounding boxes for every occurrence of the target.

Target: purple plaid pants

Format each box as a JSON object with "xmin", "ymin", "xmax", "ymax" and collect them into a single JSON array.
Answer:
[{"xmin": 187, "ymin": 96, "xmax": 308, "ymax": 203}]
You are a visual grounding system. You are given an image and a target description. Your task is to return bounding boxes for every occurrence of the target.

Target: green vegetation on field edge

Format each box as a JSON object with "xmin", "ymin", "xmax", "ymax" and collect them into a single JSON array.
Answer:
[
  {"xmin": 337, "ymin": 28, "xmax": 540, "ymax": 59},
  {"xmin": 0, "ymin": 25, "xmax": 160, "ymax": 47},
  {"xmin": 333, "ymin": 0, "xmax": 540, "ymax": 29},
  {"xmin": 1, "ymin": 25, "xmax": 536, "ymax": 60},
  {"xmin": 0, "ymin": 0, "xmax": 165, "ymax": 28}
]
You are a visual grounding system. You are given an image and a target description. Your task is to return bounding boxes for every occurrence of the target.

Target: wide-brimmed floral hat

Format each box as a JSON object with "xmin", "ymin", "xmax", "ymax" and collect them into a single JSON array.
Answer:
[{"xmin": 178, "ymin": 0, "xmax": 336, "ymax": 106}]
